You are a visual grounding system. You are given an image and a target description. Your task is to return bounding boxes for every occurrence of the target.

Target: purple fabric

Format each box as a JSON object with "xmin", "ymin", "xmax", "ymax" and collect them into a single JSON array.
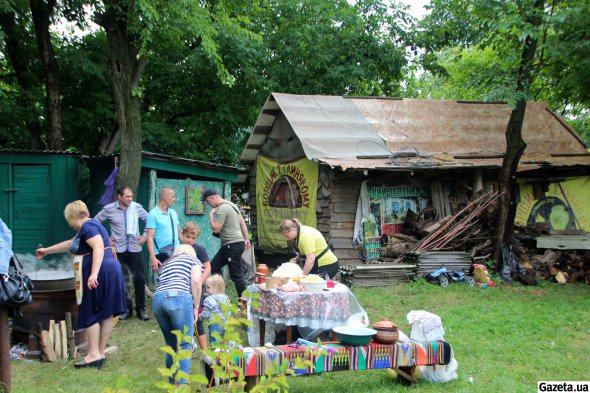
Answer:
[{"xmin": 98, "ymin": 166, "xmax": 119, "ymax": 206}]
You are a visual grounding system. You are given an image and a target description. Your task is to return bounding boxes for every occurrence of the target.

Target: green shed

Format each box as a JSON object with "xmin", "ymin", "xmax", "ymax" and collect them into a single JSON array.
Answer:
[
  {"xmin": 84, "ymin": 151, "xmax": 245, "ymax": 284},
  {"xmin": 0, "ymin": 149, "xmax": 80, "ymax": 254}
]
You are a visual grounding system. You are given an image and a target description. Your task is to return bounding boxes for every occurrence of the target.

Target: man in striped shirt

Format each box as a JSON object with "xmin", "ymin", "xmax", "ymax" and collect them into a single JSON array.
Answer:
[{"xmin": 95, "ymin": 185, "xmax": 149, "ymax": 321}]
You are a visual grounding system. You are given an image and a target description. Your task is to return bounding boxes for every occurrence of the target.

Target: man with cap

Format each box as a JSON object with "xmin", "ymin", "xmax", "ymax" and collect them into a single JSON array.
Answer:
[{"xmin": 202, "ymin": 189, "xmax": 250, "ymax": 298}]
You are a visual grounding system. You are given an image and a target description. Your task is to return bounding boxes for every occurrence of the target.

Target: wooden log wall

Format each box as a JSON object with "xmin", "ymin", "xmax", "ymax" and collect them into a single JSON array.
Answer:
[
  {"xmin": 326, "ymin": 170, "xmax": 364, "ymax": 266},
  {"xmin": 248, "ymin": 164, "xmax": 258, "ymax": 239}
]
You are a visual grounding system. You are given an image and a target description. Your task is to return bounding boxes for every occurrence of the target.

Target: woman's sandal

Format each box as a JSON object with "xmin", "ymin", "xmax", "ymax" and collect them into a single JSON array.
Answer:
[{"xmin": 74, "ymin": 358, "xmax": 104, "ymax": 369}]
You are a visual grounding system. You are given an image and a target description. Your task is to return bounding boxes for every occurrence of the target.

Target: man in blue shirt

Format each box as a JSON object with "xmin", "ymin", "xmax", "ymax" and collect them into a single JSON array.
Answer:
[
  {"xmin": 147, "ymin": 187, "xmax": 184, "ymax": 273},
  {"xmin": 95, "ymin": 186, "xmax": 149, "ymax": 320}
]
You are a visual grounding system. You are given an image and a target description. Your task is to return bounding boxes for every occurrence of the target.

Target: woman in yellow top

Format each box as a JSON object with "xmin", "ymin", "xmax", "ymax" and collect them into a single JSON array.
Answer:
[{"xmin": 279, "ymin": 219, "xmax": 339, "ymax": 278}]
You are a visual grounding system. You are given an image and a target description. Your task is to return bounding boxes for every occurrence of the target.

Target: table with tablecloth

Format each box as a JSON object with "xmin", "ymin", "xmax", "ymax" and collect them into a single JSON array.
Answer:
[{"xmin": 249, "ymin": 283, "xmax": 366, "ymax": 344}]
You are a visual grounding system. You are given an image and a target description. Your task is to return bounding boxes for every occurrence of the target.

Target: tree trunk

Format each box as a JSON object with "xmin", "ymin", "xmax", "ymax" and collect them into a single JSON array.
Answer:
[
  {"xmin": 0, "ymin": 9, "xmax": 44, "ymax": 150},
  {"xmin": 493, "ymin": 0, "xmax": 545, "ymax": 270},
  {"xmin": 95, "ymin": 123, "xmax": 119, "ymax": 154},
  {"xmin": 96, "ymin": 2, "xmax": 144, "ymax": 193},
  {"xmin": 30, "ymin": 0, "xmax": 62, "ymax": 150}
]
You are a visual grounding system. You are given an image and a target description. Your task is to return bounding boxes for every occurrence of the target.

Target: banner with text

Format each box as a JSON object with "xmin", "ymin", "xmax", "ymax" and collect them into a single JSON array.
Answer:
[{"xmin": 256, "ymin": 155, "xmax": 318, "ymax": 250}]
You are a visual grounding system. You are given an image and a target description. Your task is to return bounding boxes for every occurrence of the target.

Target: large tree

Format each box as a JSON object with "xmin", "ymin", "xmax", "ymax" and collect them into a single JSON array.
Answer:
[
  {"xmin": 0, "ymin": 0, "xmax": 45, "ymax": 149},
  {"xmin": 141, "ymin": 0, "xmax": 413, "ymax": 164},
  {"xmin": 92, "ymin": 0, "xmax": 258, "ymax": 190},
  {"xmin": 0, "ymin": 0, "xmax": 64, "ymax": 149},
  {"xmin": 416, "ymin": 0, "xmax": 590, "ymax": 268}
]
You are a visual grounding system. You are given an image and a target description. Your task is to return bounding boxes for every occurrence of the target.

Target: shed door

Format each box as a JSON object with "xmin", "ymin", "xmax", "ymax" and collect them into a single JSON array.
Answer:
[{"xmin": 12, "ymin": 165, "xmax": 51, "ymax": 251}]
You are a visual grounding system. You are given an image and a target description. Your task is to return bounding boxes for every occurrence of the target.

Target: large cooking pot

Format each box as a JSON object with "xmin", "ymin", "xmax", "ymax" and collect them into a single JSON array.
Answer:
[
  {"xmin": 28, "ymin": 269, "xmax": 76, "ymax": 291},
  {"xmin": 12, "ymin": 269, "xmax": 77, "ymax": 333}
]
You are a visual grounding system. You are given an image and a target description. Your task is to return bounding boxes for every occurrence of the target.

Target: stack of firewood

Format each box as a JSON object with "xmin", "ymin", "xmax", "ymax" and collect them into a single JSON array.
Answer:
[
  {"xmin": 40, "ymin": 312, "xmax": 76, "ymax": 362},
  {"xmin": 516, "ymin": 246, "xmax": 590, "ymax": 285}
]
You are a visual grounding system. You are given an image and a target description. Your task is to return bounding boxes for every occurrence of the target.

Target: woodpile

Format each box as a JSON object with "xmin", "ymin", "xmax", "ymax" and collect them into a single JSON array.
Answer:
[
  {"xmin": 40, "ymin": 313, "xmax": 76, "ymax": 362},
  {"xmin": 514, "ymin": 241, "xmax": 590, "ymax": 285},
  {"xmin": 375, "ymin": 192, "xmax": 500, "ymax": 268},
  {"xmin": 405, "ymin": 251, "xmax": 472, "ymax": 275},
  {"xmin": 339, "ymin": 263, "xmax": 416, "ymax": 287}
]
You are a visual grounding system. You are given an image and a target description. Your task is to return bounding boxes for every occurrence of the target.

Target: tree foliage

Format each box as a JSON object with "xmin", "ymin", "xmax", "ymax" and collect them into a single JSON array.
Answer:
[
  {"xmin": 1, "ymin": 0, "xmax": 413, "ymax": 168},
  {"xmin": 413, "ymin": 0, "xmax": 590, "ymax": 147}
]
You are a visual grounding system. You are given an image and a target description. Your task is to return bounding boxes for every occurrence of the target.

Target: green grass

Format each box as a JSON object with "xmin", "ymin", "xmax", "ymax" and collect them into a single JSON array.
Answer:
[{"xmin": 10, "ymin": 281, "xmax": 590, "ymax": 392}]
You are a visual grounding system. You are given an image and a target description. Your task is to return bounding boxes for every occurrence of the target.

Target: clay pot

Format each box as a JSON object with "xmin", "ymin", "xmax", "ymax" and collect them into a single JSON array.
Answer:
[{"xmin": 372, "ymin": 318, "xmax": 399, "ymax": 344}]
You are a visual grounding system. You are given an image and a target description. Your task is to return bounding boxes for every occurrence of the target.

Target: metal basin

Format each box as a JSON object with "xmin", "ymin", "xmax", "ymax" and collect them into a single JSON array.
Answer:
[{"xmin": 27, "ymin": 269, "xmax": 75, "ymax": 291}]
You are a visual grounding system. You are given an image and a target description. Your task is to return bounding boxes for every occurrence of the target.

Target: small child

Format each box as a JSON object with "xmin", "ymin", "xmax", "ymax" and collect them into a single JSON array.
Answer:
[{"xmin": 201, "ymin": 274, "xmax": 231, "ymax": 347}]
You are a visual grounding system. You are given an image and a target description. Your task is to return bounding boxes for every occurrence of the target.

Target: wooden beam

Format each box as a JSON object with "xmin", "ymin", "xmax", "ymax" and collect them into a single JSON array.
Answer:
[
  {"xmin": 252, "ymin": 126, "xmax": 273, "ymax": 135},
  {"xmin": 262, "ymin": 109, "xmax": 280, "ymax": 116},
  {"xmin": 550, "ymin": 153, "xmax": 590, "ymax": 157},
  {"xmin": 454, "ymin": 154, "xmax": 504, "ymax": 159},
  {"xmin": 246, "ymin": 143, "xmax": 264, "ymax": 150}
]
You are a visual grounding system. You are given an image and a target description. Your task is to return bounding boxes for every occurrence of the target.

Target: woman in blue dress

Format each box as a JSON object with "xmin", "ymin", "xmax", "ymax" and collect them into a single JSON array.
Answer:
[{"xmin": 36, "ymin": 200, "xmax": 126, "ymax": 369}]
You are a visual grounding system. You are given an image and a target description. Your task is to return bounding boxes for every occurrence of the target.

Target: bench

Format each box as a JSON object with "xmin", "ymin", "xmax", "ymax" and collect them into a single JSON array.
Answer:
[{"xmin": 235, "ymin": 339, "xmax": 453, "ymax": 390}]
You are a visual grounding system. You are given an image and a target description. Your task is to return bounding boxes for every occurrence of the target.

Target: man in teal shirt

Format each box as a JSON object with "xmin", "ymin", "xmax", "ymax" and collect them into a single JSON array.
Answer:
[{"xmin": 147, "ymin": 187, "xmax": 184, "ymax": 272}]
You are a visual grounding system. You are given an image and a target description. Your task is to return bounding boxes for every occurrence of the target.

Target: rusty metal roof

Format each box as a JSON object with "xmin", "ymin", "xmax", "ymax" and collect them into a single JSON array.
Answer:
[{"xmin": 240, "ymin": 94, "xmax": 590, "ymax": 171}]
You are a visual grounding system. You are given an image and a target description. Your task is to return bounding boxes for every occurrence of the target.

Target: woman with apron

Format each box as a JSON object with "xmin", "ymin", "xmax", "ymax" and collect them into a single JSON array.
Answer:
[
  {"xmin": 279, "ymin": 218, "xmax": 339, "ymax": 279},
  {"xmin": 36, "ymin": 200, "xmax": 126, "ymax": 369}
]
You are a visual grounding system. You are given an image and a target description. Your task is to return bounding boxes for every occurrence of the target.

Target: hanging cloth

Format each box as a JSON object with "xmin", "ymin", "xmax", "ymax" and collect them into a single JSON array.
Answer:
[
  {"xmin": 98, "ymin": 166, "xmax": 119, "ymax": 206},
  {"xmin": 126, "ymin": 202, "xmax": 139, "ymax": 236},
  {"xmin": 352, "ymin": 180, "xmax": 370, "ymax": 248}
]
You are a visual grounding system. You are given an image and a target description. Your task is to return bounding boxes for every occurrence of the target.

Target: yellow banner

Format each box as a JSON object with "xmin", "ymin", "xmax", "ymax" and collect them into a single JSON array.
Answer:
[
  {"xmin": 515, "ymin": 176, "xmax": 590, "ymax": 231},
  {"xmin": 256, "ymin": 155, "xmax": 318, "ymax": 249}
]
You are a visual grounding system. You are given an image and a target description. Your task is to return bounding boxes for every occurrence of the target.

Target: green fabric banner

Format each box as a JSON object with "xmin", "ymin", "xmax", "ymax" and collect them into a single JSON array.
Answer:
[{"xmin": 256, "ymin": 156, "xmax": 318, "ymax": 250}]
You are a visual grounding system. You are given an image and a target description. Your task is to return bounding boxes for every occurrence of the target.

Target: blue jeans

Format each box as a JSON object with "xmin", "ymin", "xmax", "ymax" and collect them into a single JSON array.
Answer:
[
  {"xmin": 153, "ymin": 290, "xmax": 194, "ymax": 385},
  {"xmin": 209, "ymin": 322, "xmax": 225, "ymax": 346}
]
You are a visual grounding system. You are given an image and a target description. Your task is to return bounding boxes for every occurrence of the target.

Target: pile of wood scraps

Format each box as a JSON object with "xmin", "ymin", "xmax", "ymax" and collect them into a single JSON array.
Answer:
[
  {"xmin": 514, "ymin": 243, "xmax": 590, "ymax": 285},
  {"xmin": 405, "ymin": 251, "xmax": 472, "ymax": 276},
  {"xmin": 411, "ymin": 191, "xmax": 500, "ymax": 254},
  {"xmin": 339, "ymin": 263, "xmax": 416, "ymax": 287},
  {"xmin": 386, "ymin": 191, "xmax": 500, "ymax": 266},
  {"xmin": 40, "ymin": 313, "xmax": 76, "ymax": 362}
]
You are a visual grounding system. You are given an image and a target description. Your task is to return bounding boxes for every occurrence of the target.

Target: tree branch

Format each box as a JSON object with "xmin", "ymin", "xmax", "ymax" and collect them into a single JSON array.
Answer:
[{"xmin": 130, "ymin": 55, "xmax": 148, "ymax": 90}]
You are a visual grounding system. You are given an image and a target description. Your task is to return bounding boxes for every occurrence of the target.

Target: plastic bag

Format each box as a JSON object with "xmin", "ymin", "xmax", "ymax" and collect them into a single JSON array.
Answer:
[
  {"xmin": 407, "ymin": 310, "xmax": 458, "ymax": 383},
  {"xmin": 246, "ymin": 298, "xmax": 275, "ymax": 346},
  {"xmin": 407, "ymin": 310, "xmax": 445, "ymax": 341},
  {"xmin": 242, "ymin": 258, "xmax": 255, "ymax": 286},
  {"xmin": 346, "ymin": 288, "xmax": 369, "ymax": 327}
]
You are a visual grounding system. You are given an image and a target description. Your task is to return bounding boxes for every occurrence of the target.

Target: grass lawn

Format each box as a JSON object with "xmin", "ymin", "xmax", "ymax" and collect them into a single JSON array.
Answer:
[{"xmin": 9, "ymin": 280, "xmax": 590, "ymax": 392}]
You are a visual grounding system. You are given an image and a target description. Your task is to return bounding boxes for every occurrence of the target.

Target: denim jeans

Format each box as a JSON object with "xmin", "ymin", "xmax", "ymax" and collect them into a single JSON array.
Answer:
[
  {"xmin": 209, "ymin": 322, "xmax": 225, "ymax": 346},
  {"xmin": 153, "ymin": 290, "xmax": 194, "ymax": 385}
]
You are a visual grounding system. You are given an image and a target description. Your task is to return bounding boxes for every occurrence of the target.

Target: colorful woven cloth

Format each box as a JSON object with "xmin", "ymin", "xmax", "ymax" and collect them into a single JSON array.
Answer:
[{"xmin": 236, "ymin": 340, "xmax": 452, "ymax": 377}]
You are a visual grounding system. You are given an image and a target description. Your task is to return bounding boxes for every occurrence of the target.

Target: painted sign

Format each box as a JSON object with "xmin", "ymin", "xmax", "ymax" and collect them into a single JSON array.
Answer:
[
  {"xmin": 256, "ymin": 156, "xmax": 318, "ymax": 249},
  {"xmin": 515, "ymin": 176, "xmax": 590, "ymax": 231},
  {"xmin": 362, "ymin": 186, "xmax": 430, "ymax": 260}
]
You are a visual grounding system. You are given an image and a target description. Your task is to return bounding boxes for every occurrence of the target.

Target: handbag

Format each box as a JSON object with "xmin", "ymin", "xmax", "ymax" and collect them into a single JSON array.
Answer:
[{"xmin": 0, "ymin": 254, "xmax": 34, "ymax": 307}]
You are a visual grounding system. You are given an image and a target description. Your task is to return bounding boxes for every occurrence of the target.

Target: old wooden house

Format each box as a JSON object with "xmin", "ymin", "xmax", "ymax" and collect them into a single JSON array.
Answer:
[{"xmin": 240, "ymin": 93, "xmax": 590, "ymax": 267}]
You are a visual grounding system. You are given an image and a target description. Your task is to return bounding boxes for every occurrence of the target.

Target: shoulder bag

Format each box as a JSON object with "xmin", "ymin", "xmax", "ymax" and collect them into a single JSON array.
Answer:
[{"xmin": 0, "ymin": 253, "xmax": 34, "ymax": 308}]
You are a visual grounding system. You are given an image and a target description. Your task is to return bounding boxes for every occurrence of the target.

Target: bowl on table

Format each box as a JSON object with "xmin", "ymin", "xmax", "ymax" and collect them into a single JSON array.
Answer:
[
  {"xmin": 302, "ymin": 281, "xmax": 326, "ymax": 292},
  {"xmin": 332, "ymin": 326, "xmax": 377, "ymax": 345}
]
